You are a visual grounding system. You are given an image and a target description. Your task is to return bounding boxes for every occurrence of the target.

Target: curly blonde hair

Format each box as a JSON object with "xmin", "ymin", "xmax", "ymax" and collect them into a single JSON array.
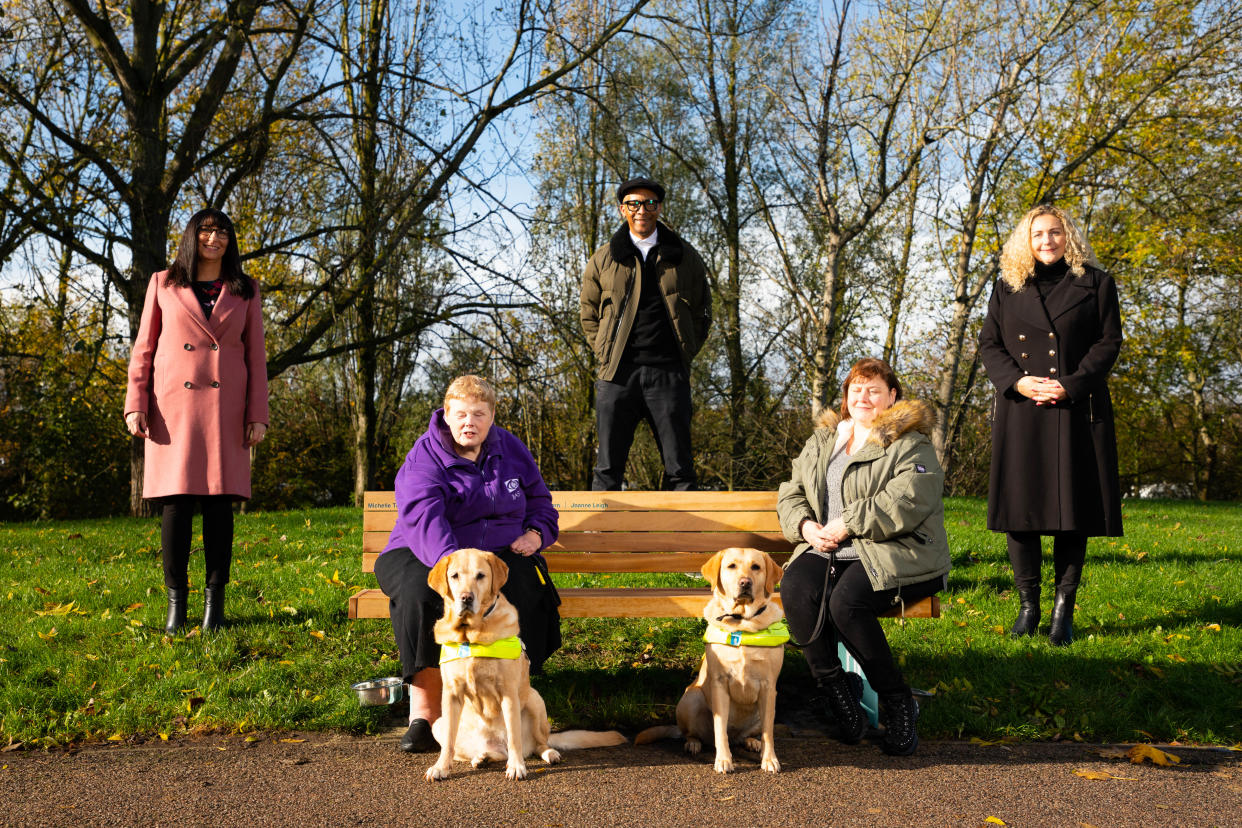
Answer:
[
  {"xmin": 443, "ymin": 375, "xmax": 497, "ymax": 409},
  {"xmin": 999, "ymin": 204, "xmax": 1101, "ymax": 291}
]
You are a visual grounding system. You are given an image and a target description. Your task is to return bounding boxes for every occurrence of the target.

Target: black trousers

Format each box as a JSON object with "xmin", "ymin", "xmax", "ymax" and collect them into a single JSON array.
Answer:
[
  {"xmin": 593, "ymin": 363, "xmax": 696, "ymax": 491},
  {"xmin": 159, "ymin": 494, "xmax": 235, "ymax": 590},
  {"xmin": 373, "ymin": 547, "xmax": 562, "ymax": 682},
  {"xmin": 1007, "ymin": 531, "xmax": 1087, "ymax": 592},
  {"xmin": 782, "ymin": 555, "xmax": 942, "ymax": 696}
]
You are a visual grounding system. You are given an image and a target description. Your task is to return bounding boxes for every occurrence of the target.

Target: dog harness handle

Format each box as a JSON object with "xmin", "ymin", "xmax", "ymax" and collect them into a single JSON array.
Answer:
[
  {"xmin": 703, "ymin": 619, "xmax": 790, "ymax": 648},
  {"xmin": 438, "ymin": 635, "xmax": 523, "ymax": 663}
]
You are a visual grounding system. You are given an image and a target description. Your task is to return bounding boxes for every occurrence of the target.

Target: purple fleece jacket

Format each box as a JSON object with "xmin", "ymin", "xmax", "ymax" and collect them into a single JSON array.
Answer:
[{"xmin": 380, "ymin": 408, "xmax": 559, "ymax": 566}]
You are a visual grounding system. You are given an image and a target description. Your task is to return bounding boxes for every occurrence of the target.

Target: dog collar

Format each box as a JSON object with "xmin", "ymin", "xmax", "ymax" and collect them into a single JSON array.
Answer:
[
  {"xmin": 439, "ymin": 635, "xmax": 523, "ymax": 663},
  {"xmin": 703, "ymin": 619, "xmax": 790, "ymax": 648}
]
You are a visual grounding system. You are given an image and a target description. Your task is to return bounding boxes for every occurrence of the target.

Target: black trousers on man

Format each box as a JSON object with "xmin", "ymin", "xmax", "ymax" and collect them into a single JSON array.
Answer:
[
  {"xmin": 782, "ymin": 555, "xmax": 942, "ymax": 695},
  {"xmin": 592, "ymin": 362, "xmax": 696, "ymax": 490}
]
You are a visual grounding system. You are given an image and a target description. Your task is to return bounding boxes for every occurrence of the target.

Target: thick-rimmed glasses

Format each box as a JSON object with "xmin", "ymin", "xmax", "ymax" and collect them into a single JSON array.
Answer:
[
  {"xmin": 621, "ymin": 199, "xmax": 661, "ymax": 213},
  {"xmin": 197, "ymin": 226, "xmax": 232, "ymax": 240}
]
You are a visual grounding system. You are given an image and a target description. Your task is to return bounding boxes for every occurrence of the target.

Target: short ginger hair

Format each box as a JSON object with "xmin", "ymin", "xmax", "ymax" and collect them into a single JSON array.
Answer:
[{"xmin": 443, "ymin": 375, "xmax": 497, "ymax": 410}]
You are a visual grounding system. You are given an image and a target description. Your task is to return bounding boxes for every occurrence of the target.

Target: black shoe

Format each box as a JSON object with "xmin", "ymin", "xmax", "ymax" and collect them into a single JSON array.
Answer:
[
  {"xmin": 202, "ymin": 585, "xmax": 226, "ymax": 631},
  {"xmin": 1010, "ymin": 587, "xmax": 1040, "ymax": 637},
  {"xmin": 1049, "ymin": 588, "xmax": 1076, "ymax": 646},
  {"xmin": 880, "ymin": 690, "xmax": 920, "ymax": 756},
  {"xmin": 399, "ymin": 718, "xmax": 436, "ymax": 753},
  {"xmin": 165, "ymin": 587, "xmax": 187, "ymax": 634},
  {"xmin": 820, "ymin": 674, "xmax": 867, "ymax": 745}
]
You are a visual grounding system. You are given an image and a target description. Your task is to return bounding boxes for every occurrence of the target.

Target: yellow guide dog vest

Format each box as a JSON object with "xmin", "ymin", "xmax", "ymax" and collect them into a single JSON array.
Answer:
[
  {"xmin": 439, "ymin": 636, "xmax": 523, "ymax": 663},
  {"xmin": 703, "ymin": 619, "xmax": 790, "ymax": 647}
]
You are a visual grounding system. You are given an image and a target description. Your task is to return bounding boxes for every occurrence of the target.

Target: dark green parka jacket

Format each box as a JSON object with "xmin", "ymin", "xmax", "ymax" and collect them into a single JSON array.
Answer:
[
  {"xmin": 777, "ymin": 400, "xmax": 951, "ymax": 593},
  {"xmin": 578, "ymin": 222, "xmax": 712, "ymax": 381}
]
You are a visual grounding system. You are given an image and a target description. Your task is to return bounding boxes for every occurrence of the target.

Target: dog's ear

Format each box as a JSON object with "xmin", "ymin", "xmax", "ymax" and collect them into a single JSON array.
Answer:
[
  {"xmin": 700, "ymin": 550, "xmax": 725, "ymax": 592},
  {"xmin": 428, "ymin": 553, "xmax": 453, "ymax": 599},
  {"xmin": 486, "ymin": 550, "xmax": 510, "ymax": 592},
  {"xmin": 763, "ymin": 550, "xmax": 783, "ymax": 593}
]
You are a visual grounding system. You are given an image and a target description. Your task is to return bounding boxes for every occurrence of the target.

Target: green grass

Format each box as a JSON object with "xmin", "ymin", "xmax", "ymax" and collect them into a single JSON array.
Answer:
[{"xmin": 1, "ymin": 499, "xmax": 1239, "ymax": 748}]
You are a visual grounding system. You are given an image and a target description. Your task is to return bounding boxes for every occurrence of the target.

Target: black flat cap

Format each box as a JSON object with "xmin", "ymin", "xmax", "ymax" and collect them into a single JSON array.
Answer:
[{"xmin": 617, "ymin": 177, "xmax": 666, "ymax": 202}]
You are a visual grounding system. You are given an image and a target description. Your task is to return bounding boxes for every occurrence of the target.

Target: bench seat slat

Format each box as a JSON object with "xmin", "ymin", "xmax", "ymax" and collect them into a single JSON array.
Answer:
[
  {"xmin": 361, "ymin": 550, "xmax": 792, "ymax": 574},
  {"xmin": 348, "ymin": 588, "xmax": 939, "ymax": 620},
  {"xmin": 363, "ymin": 510, "xmax": 783, "ymax": 533}
]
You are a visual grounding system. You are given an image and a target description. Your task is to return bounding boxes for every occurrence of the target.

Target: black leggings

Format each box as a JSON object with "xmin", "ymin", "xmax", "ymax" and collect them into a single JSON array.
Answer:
[
  {"xmin": 1007, "ymin": 531, "xmax": 1086, "ymax": 592},
  {"xmin": 160, "ymin": 495, "xmax": 235, "ymax": 590},
  {"xmin": 782, "ymin": 555, "xmax": 942, "ymax": 696}
]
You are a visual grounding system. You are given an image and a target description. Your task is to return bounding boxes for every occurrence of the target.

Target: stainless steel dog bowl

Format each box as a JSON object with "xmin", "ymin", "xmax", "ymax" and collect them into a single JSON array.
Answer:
[{"xmin": 351, "ymin": 677, "xmax": 405, "ymax": 706}]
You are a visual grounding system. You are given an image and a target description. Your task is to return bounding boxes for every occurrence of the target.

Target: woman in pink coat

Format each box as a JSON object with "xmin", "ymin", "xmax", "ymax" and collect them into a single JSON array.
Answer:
[{"xmin": 124, "ymin": 209, "xmax": 269, "ymax": 633}]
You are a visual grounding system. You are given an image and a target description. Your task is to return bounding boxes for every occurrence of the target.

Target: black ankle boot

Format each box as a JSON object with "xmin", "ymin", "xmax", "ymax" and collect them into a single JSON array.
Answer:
[
  {"xmin": 202, "ymin": 585, "xmax": 226, "ymax": 631},
  {"xmin": 819, "ymin": 674, "xmax": 867, "ymax": 745},
  {"xmin": 1049, "ymin": 588, "xmax": 1076, "ymax": 646},
  {"xmin": 880, "ymin": 689, "xmax": 920, "ymax": 756},
  {"xmin": 1010, "ymin": 587, "xmax": 1040, "ymax": 637},
  {"xmin": 165, "ymin": 588, "xmax": 187, "ymax": 634}
]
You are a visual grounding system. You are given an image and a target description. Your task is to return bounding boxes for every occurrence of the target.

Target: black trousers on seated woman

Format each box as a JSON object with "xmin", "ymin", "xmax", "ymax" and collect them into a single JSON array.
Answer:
[
  {"xmin": 374, "ymin": 547, "xmax": 562, "ymax": 682},
  {"xmin": 782, "ymin": 554, "xmax": 942, "ymax": 695}
]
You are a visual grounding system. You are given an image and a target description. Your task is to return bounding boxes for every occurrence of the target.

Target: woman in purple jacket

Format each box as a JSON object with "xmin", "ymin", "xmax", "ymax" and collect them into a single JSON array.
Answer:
[{"xmin": 373, "ymin": 375, "xmax": 561, "ymax": 753}]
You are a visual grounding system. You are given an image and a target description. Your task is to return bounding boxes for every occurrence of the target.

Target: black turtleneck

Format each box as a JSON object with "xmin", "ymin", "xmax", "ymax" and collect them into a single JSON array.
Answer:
[{"xmin": 1032, "ymin": 258, "xmax": 1069, "ymax": 300}]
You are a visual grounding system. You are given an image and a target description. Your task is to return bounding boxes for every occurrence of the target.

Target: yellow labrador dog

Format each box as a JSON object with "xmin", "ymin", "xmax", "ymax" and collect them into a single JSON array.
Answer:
[
  {"xmin": 425, "ymin": 548, "xmax": 626, "ymax": 781},
  {"xmin": 637, "ymin": 547, "xmax": 786, "ymax": 773}
]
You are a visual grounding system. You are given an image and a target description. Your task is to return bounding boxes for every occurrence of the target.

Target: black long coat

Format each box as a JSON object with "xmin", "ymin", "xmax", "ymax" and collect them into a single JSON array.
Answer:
[{"xmin": 978, "ymin": 265, "xmax": 1123, "ymax": 536}]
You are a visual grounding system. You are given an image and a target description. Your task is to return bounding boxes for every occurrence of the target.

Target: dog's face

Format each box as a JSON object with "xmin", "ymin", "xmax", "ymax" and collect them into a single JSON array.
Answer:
[
  {"xmin": 701, "ymin": 547, "xmax": 782, "ymax": 605},
  {"xmin": 428, "ymin": 548, "xmax": 509, "ymax": 617}
]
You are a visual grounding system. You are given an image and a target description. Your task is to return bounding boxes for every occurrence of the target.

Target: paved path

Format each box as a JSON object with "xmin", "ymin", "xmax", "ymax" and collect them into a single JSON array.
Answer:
[{"xmin": 2, "ymin": 726, "xmax": 1239, "ymax": 827}]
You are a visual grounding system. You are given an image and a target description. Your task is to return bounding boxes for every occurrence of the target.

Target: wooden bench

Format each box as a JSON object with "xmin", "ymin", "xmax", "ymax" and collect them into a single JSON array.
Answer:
[{"xmin": 348, "ymin": 490, "xmax": 940, "ymax": 621}]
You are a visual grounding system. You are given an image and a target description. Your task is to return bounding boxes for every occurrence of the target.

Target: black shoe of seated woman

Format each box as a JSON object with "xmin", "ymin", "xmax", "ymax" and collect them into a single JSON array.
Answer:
[
  {"xmin": 820, "ymin": 674, "xmax": 867, "ymax": 745},
  {"xmin": 399, "ymin": 718, "xmax": 436, "ymax": 753},
  {"xmin": 880, "ymin": 690, "xmax": 920, "ymax": 756}
]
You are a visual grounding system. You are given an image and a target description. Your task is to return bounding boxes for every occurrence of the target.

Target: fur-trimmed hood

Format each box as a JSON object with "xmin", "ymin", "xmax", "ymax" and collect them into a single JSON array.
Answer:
[{"xmin": 813, "ymin": 399, "xmax": 938, "ymax": 450}]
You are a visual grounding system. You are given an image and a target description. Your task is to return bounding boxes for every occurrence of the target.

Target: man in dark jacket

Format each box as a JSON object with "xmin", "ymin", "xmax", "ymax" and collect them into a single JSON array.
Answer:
[{"xmin": 579, "ymin": 177, "xmax": 712, "ymax": 490}]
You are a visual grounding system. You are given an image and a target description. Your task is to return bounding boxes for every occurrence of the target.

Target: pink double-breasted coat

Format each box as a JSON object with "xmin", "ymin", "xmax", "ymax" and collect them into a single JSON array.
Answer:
[{"xmin": 124, "ymin": 271, "xmax": 270, "ymax": 499}]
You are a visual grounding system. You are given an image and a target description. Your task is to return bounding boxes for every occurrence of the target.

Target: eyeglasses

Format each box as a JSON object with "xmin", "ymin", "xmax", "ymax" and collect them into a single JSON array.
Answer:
[
  {"xmin": 197, "ymin": 226, "xmax": 232, "ymax": 240},
  {"xmin": 621, "ymin": 199, "xmax": 661, "ymax": 213}
]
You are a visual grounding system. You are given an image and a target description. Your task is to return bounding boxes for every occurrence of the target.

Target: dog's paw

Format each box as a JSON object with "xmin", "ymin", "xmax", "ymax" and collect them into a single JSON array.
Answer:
[
  {"xmin": 684, "ymin": 737, "xmax": 702, "ymax": 756},
  {"xmin": 505, "ymin": 760, "xmax": 529, "ymax": 781},
  {"xmin": 761, "ymin": 755, "xmax": 781, "ymax": 773},
  {"xmin": 744, "ymin": 737, "xmax": 763, "ymax": 753},
  {"xmin": 470, "ymin": 755, "xmax": 490, "ymax": 769},
  {"xmin": 424, "ymin": 763, "xmax": 451, "ymax": 782},
  {"xmin": 541, "ymin": 748, "xmax": 562, "ymax": 765},
  {"xmin": 713, "ymin": 755, "xmax": 735, "ymax": 774}
]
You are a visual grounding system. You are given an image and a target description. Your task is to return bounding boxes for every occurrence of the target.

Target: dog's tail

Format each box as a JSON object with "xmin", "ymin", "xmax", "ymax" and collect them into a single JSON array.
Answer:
[
  {"xmin": 548, "ymin": 729, "xmax": 628, "ymax": 751},
  {"xmin": 633, "ymin": 725, "xmax": 681, "ymax": 745}
]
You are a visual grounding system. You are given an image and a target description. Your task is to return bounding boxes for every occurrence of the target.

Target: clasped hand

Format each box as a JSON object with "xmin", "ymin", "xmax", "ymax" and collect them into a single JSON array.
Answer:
[
  {"xmin": 509, "ymin": 529, "xmax": 542, "ymax": 557},
  {"xmin": 801, "ymin": 518, "xmax": 849, "ymax": 553},
  {"xmin": 1016, "ymin": 376, "xmax": 1067, "ymax": 406}
]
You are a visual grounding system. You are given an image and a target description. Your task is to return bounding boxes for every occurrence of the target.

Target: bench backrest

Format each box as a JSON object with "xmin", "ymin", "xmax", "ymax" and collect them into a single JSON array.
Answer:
[{"xmin": 362, "ymin": 490, "xmax": 794, "ymax": 574}]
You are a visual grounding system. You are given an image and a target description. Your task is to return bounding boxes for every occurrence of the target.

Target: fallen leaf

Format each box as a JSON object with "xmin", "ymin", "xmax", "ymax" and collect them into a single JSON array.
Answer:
[
  {"xmin": 1203, "ymin": 623, "xmax": 1221, "ymax": 632},
  {"xmin": 983, "ymin": 817, "xmax": 1006, "ymax": 825},
  {"xmin": 36, "ymin": 628, "xmax": 58, "ymax": 640},
  {"xmin": 970, "ymin": 737, "xmax": 1004, "ymax": 746},
  {"xmin": 1128, "ymin": 744, "xmax": 1180, "ymax": 766},
  {"xmin": 1074, "ymin": 769, "xmax": 1137, "ymax": 781},
  {"xmin": 308, "ymin": 630, "xmax": 325, "ymax": 640},
  {"xmin": 281, "ymin": 738, "xmax": 305, "ymax": 743}
]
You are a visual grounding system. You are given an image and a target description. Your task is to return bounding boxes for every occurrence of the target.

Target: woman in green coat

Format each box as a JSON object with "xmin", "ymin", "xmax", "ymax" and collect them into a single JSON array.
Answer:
[{"xmin": 778, "ymin": 358, "xmax": 950, "ymax": 756}]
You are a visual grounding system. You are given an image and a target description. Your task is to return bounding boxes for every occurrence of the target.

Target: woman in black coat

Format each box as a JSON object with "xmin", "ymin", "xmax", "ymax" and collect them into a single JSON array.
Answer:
[{"xmin": 979, "ymin": 204, "xmax": 1122, "ymax": 646}]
